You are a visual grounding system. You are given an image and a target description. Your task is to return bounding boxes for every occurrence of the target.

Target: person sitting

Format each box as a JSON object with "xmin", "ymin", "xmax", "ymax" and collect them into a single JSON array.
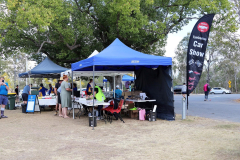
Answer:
[
  {"xmin": 115, "ymin": 85, "xmax": 123, "ymax": 99},
  {"xmin": 48, "ymin": 84, "xmax": 54, "ymax": 95},
  {"xmin": 73, "ymin": 83, "xmax": 77, "ymax": 91},
  {"xmin": 86, "ymin": 86, "xmax": 106, "ymax": 120},
  {"xmin": 39, "ymin": 83, "xmax": 48, "ymax": 97}
]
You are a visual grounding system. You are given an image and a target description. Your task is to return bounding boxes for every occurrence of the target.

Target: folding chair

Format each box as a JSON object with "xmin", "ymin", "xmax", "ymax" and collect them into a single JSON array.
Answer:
[{"xmin": 106, "ymin": 99, "xmax": 125, "ymax": 123}]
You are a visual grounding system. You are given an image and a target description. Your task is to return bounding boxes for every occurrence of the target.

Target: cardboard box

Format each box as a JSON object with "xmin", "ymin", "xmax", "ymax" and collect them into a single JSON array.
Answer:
[
  {"xmin": 127, "ymin": 103, "xmax": 134, "ymax": 110},
  {"xmin": 128, "ymin": 110, "xmax": 138, "ymax": 119}
]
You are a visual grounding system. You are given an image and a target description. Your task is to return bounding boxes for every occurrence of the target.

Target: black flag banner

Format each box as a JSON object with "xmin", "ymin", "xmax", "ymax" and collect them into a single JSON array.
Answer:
[{"xmin": 186, "ymin": 14, "xmax": 215, "ymax": 96}]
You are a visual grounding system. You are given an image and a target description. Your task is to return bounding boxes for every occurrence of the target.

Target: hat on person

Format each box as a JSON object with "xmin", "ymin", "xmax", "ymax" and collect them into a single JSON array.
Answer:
[
  {"xmin": 59, "ymin": 77, "xmax": 64, "ymax": 81},
  {"xmin": 116, "ymin": 85, "xmax": 119, "ymax": 88}
]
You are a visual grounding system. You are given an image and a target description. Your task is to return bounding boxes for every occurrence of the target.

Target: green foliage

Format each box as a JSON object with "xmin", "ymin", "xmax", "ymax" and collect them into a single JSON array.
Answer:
[{"xmin": 0, "ymin": 0, "xmax": 237, "ymax": 67}]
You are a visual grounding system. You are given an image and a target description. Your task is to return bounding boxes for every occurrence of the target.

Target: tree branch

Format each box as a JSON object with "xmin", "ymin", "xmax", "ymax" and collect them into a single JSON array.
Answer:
[{"xmin": 37, "ymin": 41, "xmax": 57, "ymax": 53}]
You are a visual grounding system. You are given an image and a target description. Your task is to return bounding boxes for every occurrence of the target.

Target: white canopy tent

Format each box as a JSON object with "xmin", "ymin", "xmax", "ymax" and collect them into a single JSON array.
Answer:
[{"xmin": 68, "ymin": 71, "xmax": 133, "ymax": 119}]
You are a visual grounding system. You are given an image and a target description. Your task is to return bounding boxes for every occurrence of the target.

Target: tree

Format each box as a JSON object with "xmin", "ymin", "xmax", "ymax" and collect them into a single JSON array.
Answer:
[
  {"xmin": 173, "ymin": 33, "xmax": 190, "ymax": 85},
  {"xmin": 0, "ymin": 0, "xmax": 236, "ymax": 87},
  {"xmin": 0, "ymin": 0, "xmax": 235, "ymax": 64}
]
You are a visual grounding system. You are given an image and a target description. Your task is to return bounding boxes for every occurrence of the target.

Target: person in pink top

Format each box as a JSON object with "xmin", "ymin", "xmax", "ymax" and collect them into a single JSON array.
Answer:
[{"xmin": 203, "ymin": 82, "xmax": 210, "ymax": 101}]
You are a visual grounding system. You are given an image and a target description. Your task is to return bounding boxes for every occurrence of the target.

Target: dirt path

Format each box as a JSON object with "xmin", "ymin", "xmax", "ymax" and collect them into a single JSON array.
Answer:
[{"xmin": 0, "ymin": 109, "xmax": 240, "ymax": 160}]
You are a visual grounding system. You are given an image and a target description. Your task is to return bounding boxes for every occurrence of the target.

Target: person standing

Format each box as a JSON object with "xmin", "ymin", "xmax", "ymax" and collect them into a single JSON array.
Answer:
[
  {"xmin": 0, "ymin": 77, "xmax": 9, "ymax": 118},
  {"xmin": 115, "ymin": 85, "xmax": 123, "ymax": 99},
  {"xmin": 86, "ymin": 79, "xmax": 93, "ymax": 95},
  {"xmin": 48, "ymin": 84, "xmax": 54, "ymax": 95},
  {"xmin": 73, "ymin": 83, "xmax": 77, "ymax": 91},
  {"xmin": 15, "ymin": 85, "xmax": 19, "ymax": 103},
  {"xmin": 22, "ymin": 84, "xmax": 32, "ymax": 104},
  {"xmin": 203, "ymin": 82, "xmax": 210, "ymax": 101},
  {"xmin": 55, "ymin": 77, "xmax": 63, "ymax": 116},
  {"xmin": 125, "ymin": 81, "xmax": 130, "ymax": 90},
  {"xmin": 181, "ymin": 83, "xmax": 186, "ymax": 99},
  {"xmin": 60, "ymin": 75, "xmax": 72, "ymax": 118},
  {"xmin": 39, "ymin": 83, "xmax": 48, "ymax": 97}
]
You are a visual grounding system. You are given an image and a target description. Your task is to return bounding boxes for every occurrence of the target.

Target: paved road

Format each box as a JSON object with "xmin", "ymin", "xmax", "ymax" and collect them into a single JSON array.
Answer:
[{"xmin": 174, "ymin": 94, "xmax": 240, "ymax": 122}]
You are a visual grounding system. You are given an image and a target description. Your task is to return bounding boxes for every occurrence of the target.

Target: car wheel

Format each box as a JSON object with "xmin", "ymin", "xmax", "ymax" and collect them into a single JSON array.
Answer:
[
  {"xmin": 222, "ymin": 92, "xmax": 226, "ymax": 94},
  {"xmin": 210, "ymin": 92, "xmax": 214, "ymax": 94}
]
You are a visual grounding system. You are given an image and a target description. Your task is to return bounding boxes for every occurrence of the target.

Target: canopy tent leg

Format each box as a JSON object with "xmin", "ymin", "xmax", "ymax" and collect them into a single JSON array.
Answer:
[
  {"xmin": 171, "ymin": 66, "xmax": 175, "ymax": 119},
  {"xmin": 72, "ymin": 70, "xmax": 74, "ymax": 119},
  {"xmin": 92, "ymin": 65, "xmax": 95, "ymax": 130},
  {"xmin": 121, "ymin": 75, "xmax": 123, "ymax": 91},
  {"xmin": 29, "ymin": 73, "xmax": 31, "ymax": 94},
  {"xmin": 114, "ymin": 75, "xmax": 115, "ymax": 99},
  {"xmin": 134, "ymin": 66, "xmax": 136, "ymax": 91},
  {"xmin": 80, "ymin": 77, "xmax": 82, "ymax": 97}
]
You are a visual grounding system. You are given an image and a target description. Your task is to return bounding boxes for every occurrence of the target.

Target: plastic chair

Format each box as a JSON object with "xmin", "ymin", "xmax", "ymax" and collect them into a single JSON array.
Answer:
[
  {"xmin": 102, "ymin": 100, "xmax": 114, "ymax": 112},
  {"xmin": 106, "ymin": 99, "xmax": 125, "ymax": 123}
]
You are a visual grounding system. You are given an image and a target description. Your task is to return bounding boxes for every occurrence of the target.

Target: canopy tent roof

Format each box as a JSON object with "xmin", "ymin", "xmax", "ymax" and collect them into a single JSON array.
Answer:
[
  {"xmin": 102, "ymin": 74, "xmax": 134, "ymax": 82},
  {"xmin": 19, "ymin": 57, "xmax": 69, "ymax": 78},
  {"xmin": 88, "ymin": 50, "xmax": 99, "ymax": 58},
  {"xmin": 72, "ymin": 38, "xmax": 172, "ymax": 72},
  {"xmin": 62, "ymin": 70, "xmax": 133, "ymax": 77},
  {"xmin": 61, "ymin": 50, "xmax": 133, "ymax": 77},
  {"xmin": 122, "ymin": 75, "xmax": 134, "ymax": 81}
]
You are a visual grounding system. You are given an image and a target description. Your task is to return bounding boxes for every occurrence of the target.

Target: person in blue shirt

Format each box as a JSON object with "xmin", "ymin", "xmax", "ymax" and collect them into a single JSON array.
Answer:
[
  {"xmin": 22, "ymin": 84, "xmax": 32, "ymax": 104},
  {"xmin": 0, "ymin": 77, "xmax": 9, "ymax": 118},
  {"xmin": 86, "ymin": 79, "xmax": 93, "ymax": 95},
  {"xmin": 73, "ymin": 83, "xmax": 77, "ymax": 91},
  {"xmin": 115, "ymin": 85, "xmax": 123, "ymax": 99},
  {"xmin": 48, "ymin": 84, "xmax": 54, "ymax": 95},
  {"xmin": 39, "ymin": 83, "xmax": 48, "ymax": 97}
]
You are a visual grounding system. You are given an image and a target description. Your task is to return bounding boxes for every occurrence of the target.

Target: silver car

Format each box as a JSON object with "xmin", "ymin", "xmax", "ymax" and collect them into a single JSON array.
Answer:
[{"xmin": 210, "ymin": 87, "xmax": 231, "ymax": 94}]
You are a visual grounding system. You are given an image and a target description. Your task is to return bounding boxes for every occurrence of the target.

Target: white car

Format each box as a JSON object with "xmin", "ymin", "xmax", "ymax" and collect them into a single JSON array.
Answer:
[{"xmin": 210, "ymin": 87, "xmax": 231, "ymax": 94}]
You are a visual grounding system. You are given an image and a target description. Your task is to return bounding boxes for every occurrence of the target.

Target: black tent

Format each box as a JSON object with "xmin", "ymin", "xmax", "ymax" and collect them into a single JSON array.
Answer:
[{"xmin": 135, "ymin": 66, "xmax": 175, "ymax": 120}]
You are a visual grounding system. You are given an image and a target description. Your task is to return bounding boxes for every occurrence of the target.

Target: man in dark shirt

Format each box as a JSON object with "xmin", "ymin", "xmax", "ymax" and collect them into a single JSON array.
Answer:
[
  {"xmin": 15, "ymin": 85, "xmax": 19, "ymax": 102},
  {"xmin": 54, "ymin": 77, "xmax": 63, "ymax": 116}
]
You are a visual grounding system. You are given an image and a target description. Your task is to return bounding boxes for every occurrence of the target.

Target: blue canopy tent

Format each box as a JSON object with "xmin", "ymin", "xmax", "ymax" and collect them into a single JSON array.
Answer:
[
  {"xmin": 19, "ymin": 57, "xmax": 69, "ymax": 78},
  {"xmin": 71, "ymin": 38, "xmax": 174, "ymax": 124},
  {"xmin": 72, "ymin": 39, "xmax": 171, "ymax": 71},
  {"xmin": 122, "ymin": 75, "xmax": 134, "ymax": 81}
]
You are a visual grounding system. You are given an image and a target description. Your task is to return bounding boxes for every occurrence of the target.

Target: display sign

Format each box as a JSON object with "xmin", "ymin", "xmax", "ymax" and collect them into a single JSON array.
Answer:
[
  {"xmin": 186, "ymin": 14, "xmax": 215, "ymax": 96},
  {"xmin": 26, "ymin": 95, "xmax": 37, "ymax": 112},
  {"xmin": 228, "ymin": 80, "xmax": 231, "ymax": 84}
]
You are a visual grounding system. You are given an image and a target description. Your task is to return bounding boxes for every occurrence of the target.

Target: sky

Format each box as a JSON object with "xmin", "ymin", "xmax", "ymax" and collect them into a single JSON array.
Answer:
[{"xmin": 165, "ymin": 19, "xmax": 198, "ymax": 58}]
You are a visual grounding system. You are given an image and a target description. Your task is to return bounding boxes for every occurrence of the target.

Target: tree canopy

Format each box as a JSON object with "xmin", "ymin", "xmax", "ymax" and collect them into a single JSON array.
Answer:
[{"xmin": 0, "ymin": 0, "xmax": 236, "ymax": 66}]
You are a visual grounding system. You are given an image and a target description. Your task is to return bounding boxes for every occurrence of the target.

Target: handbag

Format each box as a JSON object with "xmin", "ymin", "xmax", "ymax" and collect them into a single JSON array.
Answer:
[{"xmin": 138, "ymin": 108, "xmax": 146, "ymax": 121}]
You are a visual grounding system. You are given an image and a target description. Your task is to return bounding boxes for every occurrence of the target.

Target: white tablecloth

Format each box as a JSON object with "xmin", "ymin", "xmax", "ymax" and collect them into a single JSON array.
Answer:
[
  {"xmin": 76, "ymin": 98, "xmax": 110, "ymax": 106},
  {"xmin": 125, "ymin": 99, "xmax": 156, "ymax": 102},
  {"xmin": 39, "ymin": 99, "xmax": 56, "ymax": 105}
]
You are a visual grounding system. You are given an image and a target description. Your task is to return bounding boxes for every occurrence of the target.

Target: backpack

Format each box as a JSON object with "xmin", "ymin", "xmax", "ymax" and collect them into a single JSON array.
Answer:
[{"xmin": 207, "ymin": 85, "xmax": 211, "ymax": 91}]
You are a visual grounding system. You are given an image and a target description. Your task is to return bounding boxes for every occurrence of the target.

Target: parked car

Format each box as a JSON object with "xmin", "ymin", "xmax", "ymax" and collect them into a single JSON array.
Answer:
[
  {"xmin": 173, "ymin": 85, "xmax": 183, "ymax": 94},
  {"xmin": 210, "ymin": 87, "xmax": 231, "ymax": 94}
]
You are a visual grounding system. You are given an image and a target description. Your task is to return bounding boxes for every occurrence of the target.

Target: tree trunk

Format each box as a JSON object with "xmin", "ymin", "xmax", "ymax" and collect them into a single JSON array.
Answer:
[
  {"xmin": 234, "ymin": 65, "xmax": 237, "ymax": 93},
  {"xmin": 105, "ymin": 75, "xmax": 122, "ymax": 91}
]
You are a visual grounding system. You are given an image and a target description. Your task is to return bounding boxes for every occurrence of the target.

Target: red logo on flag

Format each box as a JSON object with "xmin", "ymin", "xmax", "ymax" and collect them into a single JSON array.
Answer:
[{"xmin": 197, "ymin": 22, "xmax": 209, "ymax": 32}]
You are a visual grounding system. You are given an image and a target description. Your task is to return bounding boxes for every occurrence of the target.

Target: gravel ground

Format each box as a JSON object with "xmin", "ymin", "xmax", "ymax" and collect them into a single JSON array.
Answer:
[{"xmin": 1, "ymin": 109, "xmax": 240, "ymax": 160}]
